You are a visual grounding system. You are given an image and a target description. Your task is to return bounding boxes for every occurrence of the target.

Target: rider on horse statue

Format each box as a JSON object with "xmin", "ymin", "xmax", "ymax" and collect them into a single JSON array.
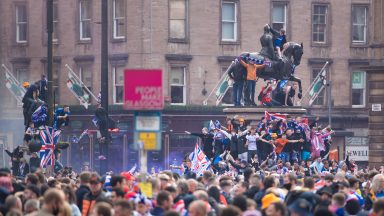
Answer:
[{"xmin": 260, "ymin": 24, "xmax": 280, "ymax": 61}]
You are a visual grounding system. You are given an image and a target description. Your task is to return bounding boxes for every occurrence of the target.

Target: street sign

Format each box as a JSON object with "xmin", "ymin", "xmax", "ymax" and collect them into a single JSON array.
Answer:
[
  {"xmin": 134, "ymin": 112, "xmax": 162, "ymax": 150},
  {"xmin": 135, "ymin": 115, "xmax": 161, "ymax": 131},
  {"xmin": 124, "ymin": 69, "xmax": 163, "ymax": 110},
  {"xmin": 139, "ymin": 132, "xmax": 156, "ymax": 150},
  {"xmin": 345, "ymin": 146, "xmax": 369, "ymax": 161},
  {"xmin": 372, "ymin": 104, "xmax": 382, "ymax": 112},
  {"xmin": 345, "ymin": 136, "xmax": 369, "ymax": 161}
]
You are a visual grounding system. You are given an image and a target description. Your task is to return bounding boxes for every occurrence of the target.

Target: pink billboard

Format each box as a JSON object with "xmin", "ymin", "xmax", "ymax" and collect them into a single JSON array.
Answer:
[{"xmin": 124, "ymin": 69, "xmax": 163, "ymax": 110}]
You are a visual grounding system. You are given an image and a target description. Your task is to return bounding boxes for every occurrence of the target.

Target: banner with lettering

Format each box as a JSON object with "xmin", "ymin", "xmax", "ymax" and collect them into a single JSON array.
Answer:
[{"xmin": 124, "ymin": 69, "xmax": 163, "ymax": 110}]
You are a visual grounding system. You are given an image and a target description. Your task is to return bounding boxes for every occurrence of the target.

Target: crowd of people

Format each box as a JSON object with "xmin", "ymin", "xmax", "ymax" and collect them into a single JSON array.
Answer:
[
  {"xmin": 186, "ymin": 114, "xmax": 335, "ymax": 168},
  {"xmin": 1, "ymin": 144, "xmax": 384, "ymax": 216}
]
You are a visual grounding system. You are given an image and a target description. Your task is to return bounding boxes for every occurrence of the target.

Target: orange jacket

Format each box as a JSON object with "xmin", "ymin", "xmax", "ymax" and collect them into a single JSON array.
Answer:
[
  {"xmin": 275, "ymin": 138, "xmax": 288, "ymax": 154},
  {"xmin": 240, "ymin": 60, "xmax": 265, "ymax": 80}
]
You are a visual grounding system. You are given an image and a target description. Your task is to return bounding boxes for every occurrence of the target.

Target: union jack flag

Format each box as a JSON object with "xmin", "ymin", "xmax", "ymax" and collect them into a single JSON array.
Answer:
[
  {"xmin": 39, "ymin": 126, "xmax": 61, "ymax": 168},
  {"xmin": 190, "ymin": 143, "xmax": 211, "ymax": 176},
  {"xmin": 265, "ymin": 111, "xmax": 287, "ymax": 121}
]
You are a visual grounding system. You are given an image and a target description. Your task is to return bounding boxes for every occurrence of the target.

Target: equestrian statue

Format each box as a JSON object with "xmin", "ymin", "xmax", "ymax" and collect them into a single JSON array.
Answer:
[{"xmin": 230, "ymin": 24, "xmax": 304, "ymax": 99}]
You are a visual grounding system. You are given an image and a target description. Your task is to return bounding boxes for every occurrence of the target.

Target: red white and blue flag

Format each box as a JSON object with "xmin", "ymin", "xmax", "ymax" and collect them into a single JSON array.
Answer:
[
  {"xmin": 190, "ymin": 143, "xmax": 211, "ymax": 176},
  {"xmin": 265, "ymin": 111, "xmax": 287, "ymax": 121},
  {"xmin": 39, "ymin": 126, "xmax": 61, "ymax": 168}
]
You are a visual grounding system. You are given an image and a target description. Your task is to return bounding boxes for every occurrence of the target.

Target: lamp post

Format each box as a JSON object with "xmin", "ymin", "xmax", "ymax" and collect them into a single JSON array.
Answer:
[
  {"xmin": 100, "ymin": 0, "xmax": 109, "ymax": 174},
  {"xmin": 47, "ymin": 0, "xmax": 54, "ymax": 125}
]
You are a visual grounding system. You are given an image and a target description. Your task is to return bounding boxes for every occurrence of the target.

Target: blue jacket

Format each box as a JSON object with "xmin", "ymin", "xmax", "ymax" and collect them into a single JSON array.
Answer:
[{"xmin": 151, "ymin": 207, "xmax": 165, "ymax": 216}]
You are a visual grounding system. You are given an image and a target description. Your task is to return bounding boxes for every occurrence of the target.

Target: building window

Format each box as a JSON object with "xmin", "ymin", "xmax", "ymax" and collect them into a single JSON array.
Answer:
[
  {"xmin": 170, "ymin": 66, "xmax": 186, "ymax": 105},
  {"xmin": 79, "ymin": 0, "xmax": 91, "ymax": 41},
  {"xmin": 221, "ymin": 1, "xmax": 237, "ymax": 42},
  {"xmin": 113, "ymin": 67, "xmax": 124, "ymax": 104},
  {"xmin": 15, "ymin": 68, "xmax": 28, "ymax": 84},
  {"xmin": 311, "ymin": 68, "xmax": 325, "ymax": 105},
  {"xmin": 312, "ymin": 4, "xmax": 328, "ymax": 44},
  {"xmin": 352, "ymin": 5, "xmax": 367, "ymax": 44},
  {"xmin": 113, "ymin": 0, "xmax": 125, "ymax": 39},
  {"xmin": 169, "ymin": 0, "xmax": 187, "ymax": 40},
  {"xmin": 16, "ymin": 4, "xmax": 27, "ymax": 43},
  {"xmin": 79, "ymin": 65, "xmax": 93, "ymax": 102},
  {"xmin": 352, "ymin": 71, "xmax": 366, "ymax": 107},
  {"xmin": 272, "ymin": 3, "xmax": 287, "ymax": 31}
]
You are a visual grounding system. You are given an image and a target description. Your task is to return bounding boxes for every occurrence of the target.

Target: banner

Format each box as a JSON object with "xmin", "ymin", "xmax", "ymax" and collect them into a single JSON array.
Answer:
[
  {"xmin": 65, "ymin": 64, "xmax": 98, "ymax": 109},
  {"xmin": 124, "ymin": 69, "xmax": 163, "ymax": 110},
  {"xmin": 2, "ymin": 64, "xmax": 26, "ymax": 104},
  {"xmin": 345, "ymin": 136, "xmax": 368, "ymax": 161},
  {"xmin": 309, "ymin": 68, "xmax": 327, "ymax": 106},
  {"xmin": 297, "ymin": 61, "xmax": 329, "ymax": 106},
  {"xmin": 66, "ymin": 71, "xmax": 90, "ymax": 109},
  {"xmin": 190, "ymin": 143, "xmax": 211, "ymax": 176},
  {"xmin": 265, "ymin": 111, "xmax": 287, "ymax": 121},
  {"xmin": 39, "ymin": 126, "xmax": 61, "ymax": 168}
]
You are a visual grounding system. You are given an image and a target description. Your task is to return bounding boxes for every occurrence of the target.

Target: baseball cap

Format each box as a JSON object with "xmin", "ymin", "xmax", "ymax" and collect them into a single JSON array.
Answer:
[
  {"xmin": 288, "ymin": 198, "xmax": 313, "ymax": 216},
  {"xmin": 22, "ymin": 82, "xmax": 30, "ymax": 88}
]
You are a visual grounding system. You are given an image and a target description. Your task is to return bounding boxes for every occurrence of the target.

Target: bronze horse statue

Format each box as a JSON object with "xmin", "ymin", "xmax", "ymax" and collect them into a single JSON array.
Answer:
[{"xmin": 234, "ymin": 42, "xmax": 304, "ymax": 98}]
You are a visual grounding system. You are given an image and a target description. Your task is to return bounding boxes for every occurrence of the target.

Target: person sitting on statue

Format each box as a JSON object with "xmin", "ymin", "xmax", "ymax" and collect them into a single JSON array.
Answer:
[
  {"xmin": 53, "ymin": 105, "xmax": 70, "ymax": 130},
  {"xmin": 271, "ymin": 28, "xmax": 287, "ymax": 58}
]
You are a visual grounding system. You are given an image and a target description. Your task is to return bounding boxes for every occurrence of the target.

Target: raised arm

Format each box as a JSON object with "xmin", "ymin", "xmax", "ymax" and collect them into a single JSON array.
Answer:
[
  {"xmin": 255, "ymin": 64, "xmax": 266, "ymax": 70},
  {"xmin": 5, "ymin": 150, "xmax": 12, "ymax": 157},
  {"xmin": 287, "ymin": 139, "xmax": 304, "ymax": 143},
  {"xmin": 185, "ymin": 131, "xmax": 204, "ymax": 139},
  {"xmin": 269, "ymin": 26, "xmax": 280, "ymax": 37},
  {"xmin": 219, "ymin": 129, "xmax": 231, "ymax": 139},
  {"xmin": 240, "ymin": 60, "xmax": 248, "ymax": 68},
  {"xmin": 239, "ymin": 129, "xmax": 249, "ymax": 136}
]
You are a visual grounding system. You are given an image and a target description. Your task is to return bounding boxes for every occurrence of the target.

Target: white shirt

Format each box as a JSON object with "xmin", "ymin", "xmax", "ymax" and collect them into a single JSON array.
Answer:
[{"xmin": 246, "ymin": 134, "xmax": 259, "ymax": 150}]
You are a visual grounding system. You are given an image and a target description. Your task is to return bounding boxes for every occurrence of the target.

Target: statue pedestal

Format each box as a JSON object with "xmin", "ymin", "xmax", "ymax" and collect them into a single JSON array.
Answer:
[{"xmin": 223, "ymin": 107, "xmax": 307, "ymax": 123}]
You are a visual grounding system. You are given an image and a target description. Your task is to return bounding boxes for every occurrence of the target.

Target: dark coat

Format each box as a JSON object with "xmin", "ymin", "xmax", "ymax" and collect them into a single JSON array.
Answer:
[{"xmin": 76, "ymin": 184, "xmax": 90, "ymax": 212}]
